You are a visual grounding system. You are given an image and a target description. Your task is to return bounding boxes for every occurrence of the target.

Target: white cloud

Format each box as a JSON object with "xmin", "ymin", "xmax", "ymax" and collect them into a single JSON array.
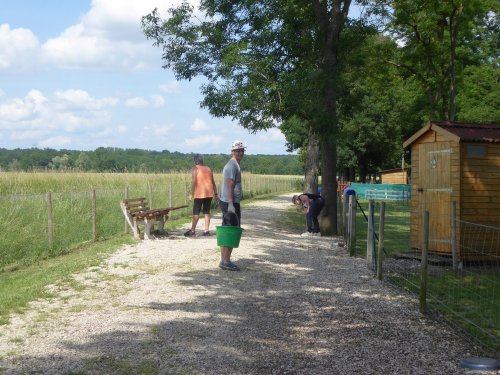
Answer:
[
  {"xmin": 150, "ymin": 94, "xmax": 165, "ymax": 107},
  {"xmin": 38, "ymin": 135, "xmax": 72, "ymax": 148},
  {"xmin": 0, "ymin": 88, "xmax": 118, "ymax": 142},
  {"xmin": 152, "ymin": 124, "xmax": 173, "ymax": 137},
  {"xmin": 0, "ymin": 24, "xmax": 40, "ymax": 71},
  {"xmin": 54, "ymin": 89, "xmax": 118, "ymax": 110},
  {"xmin": 40, "ymin": 0, "xmax": 201, "ymax": 71},
  {"xmin": 159, "ymin": 81, "xmax": 181, "ymax": 93},
  {"xmin": 260, "ymin": 128, "xmax": 286, "ymax": 141},
  {"xmin": 1, "ymin": 0, "xmax": 203, "ymax": 73},
  {"xmin": 191, "ymin": 118, "xmax": 208, "ymax": 131},
  {"xmin": 124, "ymin": 95, "xmax": 165, "ymax": 108},
  {"xmin": 125, "ymin": 97, "xmax": 149, "ymax": 108},
  {"xmin": 10, "ymin": 130, "xmax": 45, "ymax": 140},
  {"xmin": 0, "ymin": 90, "xmax": 47, "ymax": 122},
  {"xmin": 185, "ymin": 135, "xmax": 223, "ymax": 147}
]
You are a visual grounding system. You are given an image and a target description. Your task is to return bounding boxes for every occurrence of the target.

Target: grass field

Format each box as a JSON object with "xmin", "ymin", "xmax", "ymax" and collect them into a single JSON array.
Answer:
[{"xmin": 0, "ymin": 171, "xmax": 300, "ymax": 324}]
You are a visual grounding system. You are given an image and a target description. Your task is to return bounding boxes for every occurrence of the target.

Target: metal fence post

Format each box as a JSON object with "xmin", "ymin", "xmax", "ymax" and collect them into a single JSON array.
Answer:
[
  {"xmin": 367, "ymin": 199, "xmax": 375, "ymax": 270},
  {"xmin": 343, "ymin": 192, "xmax": 349, "ymax": 241},
  {"xmin": 377, "ymin": 202, "xmax": 385, "ymax": 281},
  {"xmin": 420, "ymin": 210, "xmax": 429, "ymax": 314},
  {"xmin": 451, "ymin": 201, "xmax": 458, "ymax": 270},
  {"xmin": 348, "ymin": 195, "xmax": 357, "ymax": 256}
]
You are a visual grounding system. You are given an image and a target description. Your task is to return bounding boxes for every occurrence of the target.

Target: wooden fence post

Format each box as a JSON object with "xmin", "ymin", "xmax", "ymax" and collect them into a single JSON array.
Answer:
[
  {"xmin": 149, "ymin": 183, "xmax": 153, "ymax": 208},
  {"xmin": 92, "ymin": 189, "xmax": 97, "ymax": 242},
  {"xmin": 47, "ymin": 192, "xmax": 53, "ymax": 248},
  {"xmin": 124, "ymin": 187, "xmax": 129, "ymax": 233},
  {"xmin": 420, "ymin": 210, "xmax": 429, "ymax": 314},
  {"xmin": 377, "ymin": 202, "xmax": 385, "ymax": 281}
]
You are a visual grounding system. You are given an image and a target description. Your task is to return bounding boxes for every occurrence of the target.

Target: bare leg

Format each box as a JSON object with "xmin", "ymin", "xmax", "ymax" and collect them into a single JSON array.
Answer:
[
  {"xmin": 221, "ymin": 246, "xmax": 233, "ymax": 262},
  {"xmin": 191, "ymin": 214, "xmax": 200, "ymax": 233},
  {"xmin": 204, "ymin": 213, "xmax": 211, "ymax": 232}
]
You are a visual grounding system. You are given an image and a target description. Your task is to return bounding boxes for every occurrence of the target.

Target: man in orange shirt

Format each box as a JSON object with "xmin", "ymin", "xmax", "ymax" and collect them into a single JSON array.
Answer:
[{"xmin": 184, "ymin": 154, "xmax": 218, "ymax": 237}]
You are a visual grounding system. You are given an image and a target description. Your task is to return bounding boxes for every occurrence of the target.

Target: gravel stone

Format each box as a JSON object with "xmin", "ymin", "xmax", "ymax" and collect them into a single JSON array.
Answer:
[{"xmin": 0, "ymin": 195, "xmax": 488, "ymax": 374}]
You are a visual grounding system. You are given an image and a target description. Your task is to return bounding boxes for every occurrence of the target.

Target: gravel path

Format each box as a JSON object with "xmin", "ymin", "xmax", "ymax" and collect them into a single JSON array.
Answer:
[{"xmin": 0, "ymin": 195, "xmax": 484, "ymax": 374}]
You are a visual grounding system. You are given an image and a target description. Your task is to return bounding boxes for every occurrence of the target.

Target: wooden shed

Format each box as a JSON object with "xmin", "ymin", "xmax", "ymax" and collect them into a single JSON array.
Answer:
[
  {"xmin": 380, "ymin": 168, "xmax": 409, "ymax": 184},
  {"xmin": 403, "ymin": 121, "xmax": 500, "ymax": 261}
]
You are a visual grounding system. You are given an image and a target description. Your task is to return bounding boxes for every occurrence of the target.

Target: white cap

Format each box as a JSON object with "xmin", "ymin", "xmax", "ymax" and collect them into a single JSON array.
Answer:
[{"xmin": 231, "ymin": 140, "xmax": 246, "ymax": 151}]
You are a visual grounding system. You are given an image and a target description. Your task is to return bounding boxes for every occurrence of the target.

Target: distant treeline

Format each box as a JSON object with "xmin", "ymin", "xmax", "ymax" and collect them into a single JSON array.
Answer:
[{"xmin": 0, "ymin": 147, "xmax": 302, "ymax": 175}]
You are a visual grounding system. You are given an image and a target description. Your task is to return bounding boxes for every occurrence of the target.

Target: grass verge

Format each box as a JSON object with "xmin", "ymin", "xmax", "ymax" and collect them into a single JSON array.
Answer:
[{"xmin": 0, "ymin": 234, "xmax": 136, "ymax": 325}]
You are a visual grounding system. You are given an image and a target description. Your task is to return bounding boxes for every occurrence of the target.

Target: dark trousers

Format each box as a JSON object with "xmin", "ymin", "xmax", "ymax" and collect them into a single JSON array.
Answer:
[{"xmin": 306, "ymin": 197, "xmax": 325, "ymax": 233}]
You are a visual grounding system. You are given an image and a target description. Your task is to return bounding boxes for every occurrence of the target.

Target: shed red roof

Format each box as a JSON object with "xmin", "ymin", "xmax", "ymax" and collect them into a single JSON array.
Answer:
[{"xmin": 432, "ymin": 121, "xmax": 500, "ymax": 143}]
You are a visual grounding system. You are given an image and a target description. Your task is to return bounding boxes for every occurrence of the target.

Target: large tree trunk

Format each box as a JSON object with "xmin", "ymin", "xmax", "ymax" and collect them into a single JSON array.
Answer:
[
  {"xmin": 304, "ymin": 133, "xmax": 320, "ymax": 193},
  {"xmin": 312, "ymin": 0, "xmax": 350, "ymax": 236},
  {"xmin": 320, "ymin": 138, "xmax": 338, "ymax": 235}
]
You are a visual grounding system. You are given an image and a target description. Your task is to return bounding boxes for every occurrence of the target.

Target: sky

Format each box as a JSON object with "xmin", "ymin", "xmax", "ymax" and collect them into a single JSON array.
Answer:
[{"xmin": 0, "ymin": 0, "xmax": 291, "ymax": 155}]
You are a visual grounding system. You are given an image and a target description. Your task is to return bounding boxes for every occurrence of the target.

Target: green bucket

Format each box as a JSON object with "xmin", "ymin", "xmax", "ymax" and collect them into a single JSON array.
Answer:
[{"xmin": 216, "ymin": 225, "xmax": 243, "ymax": 248}]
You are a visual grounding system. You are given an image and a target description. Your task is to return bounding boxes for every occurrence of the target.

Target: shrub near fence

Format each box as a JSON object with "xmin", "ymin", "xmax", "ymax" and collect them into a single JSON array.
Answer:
[{"xmin": 0, "ymin": 172, "xmax": 301, "ymax": 270}]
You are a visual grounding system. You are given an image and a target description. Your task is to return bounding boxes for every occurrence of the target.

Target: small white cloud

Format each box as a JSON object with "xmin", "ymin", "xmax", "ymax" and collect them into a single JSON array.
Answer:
[
  {"xmin": 116, "ymin": 125, "xmax": 128, "ymax": 133},
  {"xmin": 191, "ymin": 118, "xmax": 208, "ymax": 131},
  {"xmin": 260, "ymin": 128, "xmax": 286, "ymax": 141},
  {"xmin": 54, "ymin": 89, "xmax": 118, "ymax": 110},
  {"xmin": 125, "ymin": 97, "xmax": 149, "ymax": 108},
  {"xmin": 0, "ymin": 89, "xmax": 47, "ymax": 121},
  {"xmin": 185, "ymin": 135, "xmax": 223, "ymax": 147},
  {"xmin": 10, "ymin": 130, "xmax": 45, "ymax": 140},
  {"xmin": 153, "ymin": 124, "xmax": 173, "ymax": 137},
  {"xmin": 38, "ymin": 135, "xmax": 71, "ymax": 148},
  {"xmin": 159, "ymin": 81, "xmax": 181, "ymax": 93},
  {"xmin": 150, "ymin": 94, "xmax": 165, "ymax": 107}
]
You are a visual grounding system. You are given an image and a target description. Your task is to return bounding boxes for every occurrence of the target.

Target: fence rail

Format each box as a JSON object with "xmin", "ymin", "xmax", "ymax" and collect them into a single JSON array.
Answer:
[{"xmin": 364, "ymin": 189, "xmax": 410, "ymax": 202}]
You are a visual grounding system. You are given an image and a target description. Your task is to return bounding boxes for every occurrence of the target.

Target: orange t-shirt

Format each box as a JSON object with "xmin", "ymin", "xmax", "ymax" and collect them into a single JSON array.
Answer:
[{"xmin": 193, "ymin": 165, "xmax": 215, "ymax": 199}]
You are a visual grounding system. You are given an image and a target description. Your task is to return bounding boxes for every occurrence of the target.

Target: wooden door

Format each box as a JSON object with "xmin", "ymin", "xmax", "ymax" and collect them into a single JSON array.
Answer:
[{"xmin": 418, "ymin": 142, "xmax": 452, "ymax": 253}]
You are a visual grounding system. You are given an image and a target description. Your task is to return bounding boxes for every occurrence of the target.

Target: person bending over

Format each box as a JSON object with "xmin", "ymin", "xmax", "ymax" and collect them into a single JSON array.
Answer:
[{"xmin": 292, "ymin": 193, "xmax": 325, "ymax": 237}]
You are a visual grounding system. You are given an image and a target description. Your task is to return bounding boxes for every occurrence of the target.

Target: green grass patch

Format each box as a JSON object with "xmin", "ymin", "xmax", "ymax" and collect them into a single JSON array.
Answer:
[
  {"xmin": 351, "ymin": 199, "xmax": 411, "ymax": 257},
  {"xmin": 0, "ymin": 234, "xmax": 134, "ymax": 324}
]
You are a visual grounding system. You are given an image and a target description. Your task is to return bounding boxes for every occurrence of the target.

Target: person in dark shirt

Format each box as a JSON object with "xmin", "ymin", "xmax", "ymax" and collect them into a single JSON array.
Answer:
[{"xmin": 292, "ymin": 193, "xmax": 325, "ymax": 237}]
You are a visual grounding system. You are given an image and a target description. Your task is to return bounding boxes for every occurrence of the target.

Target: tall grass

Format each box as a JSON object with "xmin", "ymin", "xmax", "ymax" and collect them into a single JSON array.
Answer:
[{"xmin": 0, "ymin": 171, "xmax": 301, "ymax": 270}]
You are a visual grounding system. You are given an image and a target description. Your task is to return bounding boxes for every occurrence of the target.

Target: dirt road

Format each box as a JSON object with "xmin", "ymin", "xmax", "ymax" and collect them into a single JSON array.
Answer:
[{"xmin": 0, "ymin": 195, "xmax": 481, "ymax": 374}]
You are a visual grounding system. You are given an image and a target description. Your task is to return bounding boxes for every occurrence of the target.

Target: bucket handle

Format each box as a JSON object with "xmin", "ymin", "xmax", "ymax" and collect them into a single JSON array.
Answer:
[{"xmin": 223, "ymin": 211, "xmax": 240, "ymax": 227}]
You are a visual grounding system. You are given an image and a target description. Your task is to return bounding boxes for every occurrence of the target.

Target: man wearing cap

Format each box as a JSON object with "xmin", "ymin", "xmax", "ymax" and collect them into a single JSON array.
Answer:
[{"xmin": 218, "ymin": 140, "xmax": 245, "ymax": 271}]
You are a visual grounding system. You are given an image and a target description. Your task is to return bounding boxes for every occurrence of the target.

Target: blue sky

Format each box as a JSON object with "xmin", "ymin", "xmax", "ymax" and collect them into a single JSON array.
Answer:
[{"xmin": 0, "ymin": 0, "xmax": 290, "ymax": 155}]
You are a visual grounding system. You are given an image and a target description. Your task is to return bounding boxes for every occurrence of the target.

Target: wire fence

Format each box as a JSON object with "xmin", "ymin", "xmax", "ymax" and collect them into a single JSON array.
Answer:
[
  {"xmin": 0, "ymin": 173, "xmax": 301, "ymax": 270},
  {"xmin": 342, "ymin": 192, "xmax": 500, "ymax": 355}
]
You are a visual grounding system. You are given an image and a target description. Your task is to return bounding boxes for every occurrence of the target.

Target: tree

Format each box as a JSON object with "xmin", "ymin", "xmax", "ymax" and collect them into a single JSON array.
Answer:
[
  {"xmin": 75, "ymin": 152, "xmax": 92, "ymax": 171},
  {"xmin": 371, "ymin": 0, "xmax": 496, "ymax": 121},
  {"xmin": 142, "ymin": 0, "xmax": 353, "ymax": 234}
]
